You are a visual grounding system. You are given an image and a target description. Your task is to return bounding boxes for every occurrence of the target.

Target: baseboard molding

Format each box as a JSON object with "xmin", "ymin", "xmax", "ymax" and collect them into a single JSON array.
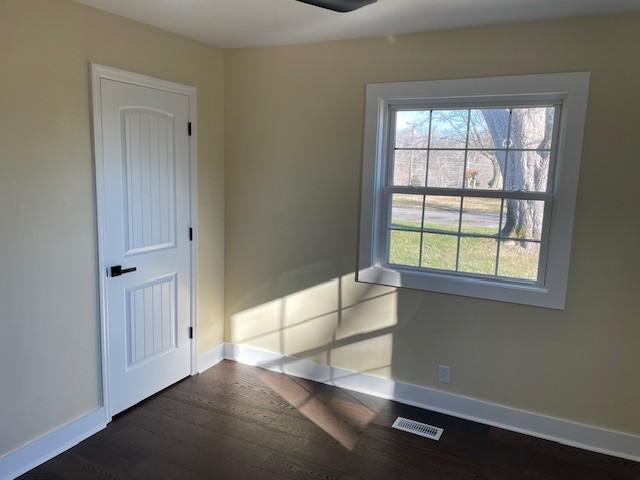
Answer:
[
  {"xmin": 4, "ymin": 343, "xmax": 227, "ymax": 480},
  {"xmin": 200, "ymin": 342, "xmax": 640, "ymax": 463},
  {"xmin": 0, "ymin": 408, "xmax": 107, "ymax": 480},
  {"xmin": 197, "ymin": 343, "xmax": 226, "ymax": 373},
  {"xmin": 8, "ymin": 342, "xmax": 636, "ymax": 480}
]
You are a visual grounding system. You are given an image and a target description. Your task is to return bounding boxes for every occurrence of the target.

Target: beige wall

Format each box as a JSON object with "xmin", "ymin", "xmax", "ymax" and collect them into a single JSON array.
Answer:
[
  {"xmin": 1, "ymin": 0, "xmax": 638, "ymax": 459},
  {"xmin": 0, "ymin": 0, "xmax": 224, "ymax": 455},
  {"xmin": 225, "ymin": 14, "xmax": 640, "ymax": 435}
]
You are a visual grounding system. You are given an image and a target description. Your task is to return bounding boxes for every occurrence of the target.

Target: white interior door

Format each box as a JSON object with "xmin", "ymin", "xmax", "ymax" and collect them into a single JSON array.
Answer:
[{"xmin": 98, "ymin": 76, "xmax": 192, "ymax": 416}]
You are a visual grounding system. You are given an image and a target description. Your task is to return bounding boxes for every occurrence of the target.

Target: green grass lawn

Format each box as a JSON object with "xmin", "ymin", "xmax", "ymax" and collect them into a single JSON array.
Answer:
[
  {"xmin": 388, "ymin": 225, "xmax": 539, "ymax": 281},
  {"xmin": 388, "ymin": 195, "xmax": 540, "ymax": 280}
]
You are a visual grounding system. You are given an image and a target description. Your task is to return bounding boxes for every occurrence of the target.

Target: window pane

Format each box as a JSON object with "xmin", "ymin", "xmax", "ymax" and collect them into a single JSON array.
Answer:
[
  {"xmin": 423, "ymin": 195, "xmax": 461, "ymax": 233},
  {"xmin": 468, "ymin": 109, "xmax": 510, "ymax": 149},
  {"xmin": 460, "ymin": 197, "xmax": 501, "ymax": 236},
  {"xmin": 389, "ymin": 230, "xmax": 421, "ymax": 266},
  {"xmin": 504, "ymin": 150, "xmax": 550, "ymax": 192},
  {"xmin": 395, "ymin": 111, "xmax": 430, "ymax": 148},
  {"xmin": 430, "ymin": 110, "xmax": 468, "ymax": 148},
  {"xmin": 422, "ymin": 233, "xmax": 457, "ymax": 271},
  {"xmin": 465, "ymin": 151, "xmax": 505, "ymax": 190},
  {"xmin": 500, "ymin": 200, "xmax": 545, "ymax": 240},
  {"xmin": 391, "ymin": 194, "xmax": 423, "ymax": 230},
  {"xmin": 427, "ymin": 150, "xmax": 465, "ymax": 188},
  {"xmin": 393, "ymin": 150, "xmax": 427, "ymax": 186},
  {"xmin": 498, "ymin": 240, "xmax": 540, "ymax": 281},
  {"xmin": 458, "ymin": 237, "xmax": 497, "ymax": 275},
  {"xmin": 509, "ymin": 107, "xmax": 555, "ymax": 149}
]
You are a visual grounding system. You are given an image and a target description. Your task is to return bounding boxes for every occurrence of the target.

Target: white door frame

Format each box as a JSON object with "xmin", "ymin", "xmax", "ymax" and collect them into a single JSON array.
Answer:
[{"xmin": 90, "ymin": 63, "xmax": 198, "ymax": 423}]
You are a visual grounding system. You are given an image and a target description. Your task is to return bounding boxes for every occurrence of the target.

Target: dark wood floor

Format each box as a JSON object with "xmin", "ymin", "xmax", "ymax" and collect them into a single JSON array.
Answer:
[{"xmin": 21, "ymin": 360, "xmax": 640, "ymax": 479}]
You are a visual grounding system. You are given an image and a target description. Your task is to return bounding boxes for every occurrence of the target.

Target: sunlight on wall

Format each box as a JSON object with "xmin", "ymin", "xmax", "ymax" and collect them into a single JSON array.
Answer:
[
  {"xmin": 283, "ymin": 312, "xmax": 338, "ymax": 357},
  {"xmin": 284, "ymin": 279, "xmax": 340, "ymax": 326},
  {"xmin": 337, "ymin": 289, "xmax": 398, "ymax": 341},
  {"xmin": 283, "ymin": 279, "xmax": 340, "ymax": 357},
  {"xmin": 330, "ymin": 333, "xmax": 394, "ymax": 378},
  {"xmin": 229, "ymin": 273, "xmax": 398, "ymax": 378},
  {"xmin": 229, "ymin": 298, "xmax": 283, "ymax": 351}
]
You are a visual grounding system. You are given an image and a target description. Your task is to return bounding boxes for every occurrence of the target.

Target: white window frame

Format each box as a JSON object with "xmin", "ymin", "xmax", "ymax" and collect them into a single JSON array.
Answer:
[{"xmin": 357, "ymin": 73, "xmax": 590, "ymax": 309}]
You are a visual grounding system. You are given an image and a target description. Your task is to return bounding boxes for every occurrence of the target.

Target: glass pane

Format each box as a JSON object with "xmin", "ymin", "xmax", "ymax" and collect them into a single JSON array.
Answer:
[
  {"xmin": 460, "ymin": 197, "xmax": 501, "ymax": 236},
  {"xmin": 504, "ymin": 150, "xmax": 550, "ymax": 192},
  {"xmin": 500, "ymin": 200, "xmax": 545, "ymax": 240},
  {"xmin": 509, "ymin": 107, "xmax": 555, "ymax": 150},
  {"xmin": 423, "ymin": 195, "xmax": 461, "ymax": 233},
  {"xmin": 393, "ymin": 150, "xmax": 427, "ymax": 186},
  {"xmin": 498, "ymin": 240, "xmax": 540, "ymax": 281},
  {"xmin": 389, "ymin": 230, "xmax": 421, "ymax": 266},
  {"xmin": 395, "ymin": 111, "xmax": 430, "ymax": 148},
  {"xmin": 430, "ymin": 110, "xmax": 468, "ymax": 149},
  {"xmin": 465, "ymin": 151, "xmax": 506, "ymax": 190},
  {"xmin": 468, "ymin": 109, "xmax": 510, "ymax": 149},
  {"xmin": 458, "ymin": 237, "xmax": 497, "ymax": 275},
  {"xmin": 391, "ymin": 194, "xmax": 423, "ymax": 230},
  {"xmin": 422, "ymin": 233, "xmax": 457, "ymax": 271},
  {"xmin": 427, "ymin": 150, "xmax": 465, "ymax": 188}
]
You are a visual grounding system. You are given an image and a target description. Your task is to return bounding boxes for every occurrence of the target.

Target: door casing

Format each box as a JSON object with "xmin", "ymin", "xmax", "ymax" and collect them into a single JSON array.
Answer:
[{"xmin": 90, "ymin": 63, "xmax": 198, "ymax": 423}]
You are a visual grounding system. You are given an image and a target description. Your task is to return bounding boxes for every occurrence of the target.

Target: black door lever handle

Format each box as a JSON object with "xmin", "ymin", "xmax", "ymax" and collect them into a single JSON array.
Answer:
[{"xmin": 110, "ymin": 265, "xmax": 137, "ymax": 277}]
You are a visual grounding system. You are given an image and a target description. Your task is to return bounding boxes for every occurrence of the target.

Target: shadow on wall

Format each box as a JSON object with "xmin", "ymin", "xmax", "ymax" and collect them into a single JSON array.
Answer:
[{"xmin": 228, "ymin": 265, "xmax": 425, "ymax": 449}]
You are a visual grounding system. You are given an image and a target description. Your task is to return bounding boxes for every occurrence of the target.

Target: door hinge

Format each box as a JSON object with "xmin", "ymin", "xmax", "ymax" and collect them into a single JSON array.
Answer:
[
  {"xmin": 189, "ymin": 326, "xmax": 194, "ymax": 339},
  {"xmin": 188, "ymin": 122, "xmax": 192, "ymax": 136},
  {"xmin": 189, "ymin": 227, "xmax": 193, "ymax": 241}
]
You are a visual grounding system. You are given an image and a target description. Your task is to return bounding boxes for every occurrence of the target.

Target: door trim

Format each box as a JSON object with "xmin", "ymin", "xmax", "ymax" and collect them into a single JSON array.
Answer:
[{"xmin": 90, "ymin": 63, "xmax": 198, "ymax": 423}]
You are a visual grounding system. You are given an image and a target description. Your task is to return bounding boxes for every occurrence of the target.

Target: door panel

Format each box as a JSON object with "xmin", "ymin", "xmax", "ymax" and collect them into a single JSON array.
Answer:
[
  {"xmin": 100, "ymin": 78, "xmax": 191, "ymax": 416},
  {"xmin": 126, "ymin": 274, "xmax": 177, "ymax": 367},
  {"xmin": 122, "ymin": 108, "xmax": 176, "ymax": 255}
]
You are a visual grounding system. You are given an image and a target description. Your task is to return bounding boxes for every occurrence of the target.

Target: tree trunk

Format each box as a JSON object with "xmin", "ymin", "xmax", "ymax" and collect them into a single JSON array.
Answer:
[{"xmin": 482, "ymin": 108, "xmax": 552, "ymax": 244}]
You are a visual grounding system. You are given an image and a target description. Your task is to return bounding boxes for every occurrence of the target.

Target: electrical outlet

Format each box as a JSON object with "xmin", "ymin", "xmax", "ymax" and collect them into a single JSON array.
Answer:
[{"xmin": 438, "ymin": 365, "xmax": 450, "ymax": 384}]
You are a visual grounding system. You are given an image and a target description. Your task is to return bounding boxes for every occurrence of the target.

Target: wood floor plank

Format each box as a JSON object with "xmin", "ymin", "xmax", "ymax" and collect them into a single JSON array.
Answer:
[
  {"xmin": 259, "ymin": 452, "xmax": 344, "ymax": 480},
  {"xmin": 19, "ymin": 360, "xmax": 640, "ymax": 480}
]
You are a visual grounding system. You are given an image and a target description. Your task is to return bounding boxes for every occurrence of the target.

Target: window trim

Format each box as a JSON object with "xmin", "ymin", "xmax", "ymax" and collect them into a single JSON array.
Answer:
[{"xmin": 357, "ymin": 73, "xmax": 590, "ymax": 309}]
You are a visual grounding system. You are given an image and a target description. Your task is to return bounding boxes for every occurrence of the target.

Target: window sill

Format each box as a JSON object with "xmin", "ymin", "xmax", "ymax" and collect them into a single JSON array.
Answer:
[{"xmin": 356, "ymin": 264, "xmax": 565, "ymax": 309}]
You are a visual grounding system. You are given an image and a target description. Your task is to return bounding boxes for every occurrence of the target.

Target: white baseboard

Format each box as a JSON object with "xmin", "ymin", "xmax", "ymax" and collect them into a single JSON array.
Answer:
[
  {"xmin": 4, "ymin": 342, "xmax": 227, "ymax": 480},
  {"xmin": 200, "ymin": 342, "xmax": 640, "ymax": 463},
  {"xmin": 197, "ymin": 342, "xmax": 226, "ymax": 373},
  {"xmin": 0, "ymin": 408, "xmax": 107, "ymax": 480},
  {"xmin": 7, "ymin": 342, "xmax": 637, "ymax": 480}
]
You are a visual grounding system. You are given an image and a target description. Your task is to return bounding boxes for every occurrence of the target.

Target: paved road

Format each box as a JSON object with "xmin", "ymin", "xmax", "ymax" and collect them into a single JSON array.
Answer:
[{"xmin": 393, "ymin": 205, "xmax": 500, "ymax": 228}]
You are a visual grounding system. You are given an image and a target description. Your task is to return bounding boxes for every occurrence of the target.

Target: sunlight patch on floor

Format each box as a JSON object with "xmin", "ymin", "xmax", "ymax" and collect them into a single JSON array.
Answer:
[{"xmin": 258, "ymin": 371, "xmax": 377, "ymax": 451}]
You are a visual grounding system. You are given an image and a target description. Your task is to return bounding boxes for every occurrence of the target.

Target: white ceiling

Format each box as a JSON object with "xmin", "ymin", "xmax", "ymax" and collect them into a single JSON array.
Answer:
[{"xmin": 76, "ymin": 0, "xmax": 640, "ymax": 48}]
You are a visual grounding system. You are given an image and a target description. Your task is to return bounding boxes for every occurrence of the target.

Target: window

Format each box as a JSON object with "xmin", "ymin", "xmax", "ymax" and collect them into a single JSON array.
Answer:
[
  {"xmin": 357, "ymin": 73, "xmax": 590, "ymax": 309},
  {"xmin": 389, "ymin": 106, "xmax": 552, "ymax": 281}
]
